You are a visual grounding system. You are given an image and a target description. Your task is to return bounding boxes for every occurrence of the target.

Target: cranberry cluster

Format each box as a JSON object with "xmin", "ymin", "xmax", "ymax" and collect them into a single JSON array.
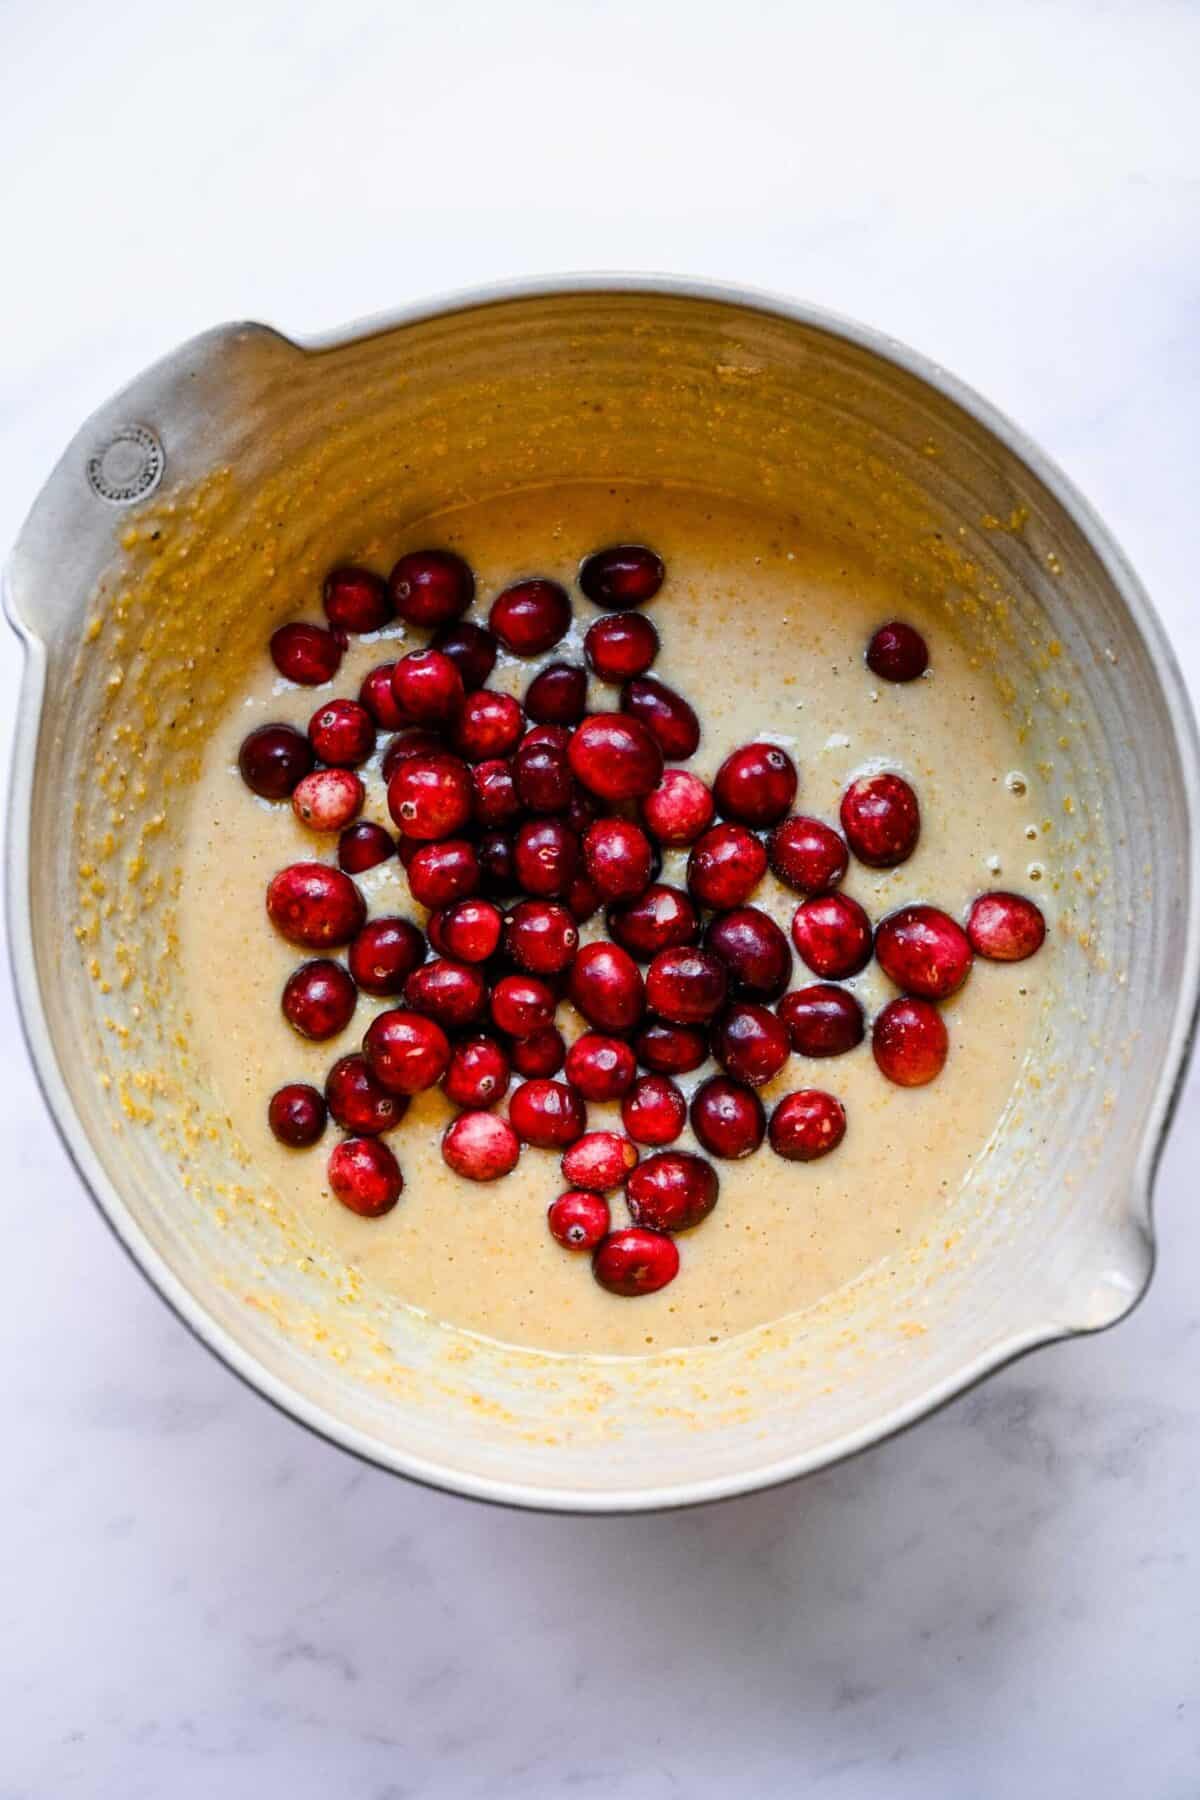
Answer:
[{"xmin": 243, "ymin": 547, "xmax": 1047, "ymax": 1301}]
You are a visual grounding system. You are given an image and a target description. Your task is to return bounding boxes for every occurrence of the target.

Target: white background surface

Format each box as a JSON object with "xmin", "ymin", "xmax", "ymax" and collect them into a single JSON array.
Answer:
[{"xmin": 3, "ymin": 2, "xmax": 1199, "ymax": 1794}]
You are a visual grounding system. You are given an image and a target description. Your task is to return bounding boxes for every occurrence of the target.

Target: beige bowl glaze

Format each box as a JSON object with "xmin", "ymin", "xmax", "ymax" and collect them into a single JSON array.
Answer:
[{"xmin": 6, "ymin": 278, "xmax": 1199, "ymax": 1511}]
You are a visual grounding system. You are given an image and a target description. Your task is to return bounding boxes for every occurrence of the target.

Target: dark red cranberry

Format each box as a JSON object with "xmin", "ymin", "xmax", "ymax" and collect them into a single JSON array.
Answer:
[
  {"xmin": 966, "ymin": 892, "xmax": 1047, "ymax": 962},
  {"xmin": 450, "ymin": 689, "xmax": 523, "ymax": 761},
  {"xmin": 867, "ymin": 619, "xmax": 929, "ymax": 683},
  {"xmin": 268, "ymin": 1082, "xmax": 327, "ymax": 1147},
  {"xmin": 634, "ymin": 1019, "xmax": 708, "ymax": 1074},
  {"xmin": 389, "ymin": 548, "xmax": 475, "ymax": 627},
  {"xmin": 621, "ymin": 676, "xmax": 700, "ymax": 761},
  {"xmin": 387, "ymin": 752, "xmax": 473, "ymax": 840},
  {"xmin": 405, "ymin": 958, "xmax": 488, "ymax": 1030},
  {"xmin": 769, "ymin": 1089, "xmax": 846, "ymax": 1161},
  {"xmin": 489, "ymin": 579, "xmax": 571, "ymax": 655},
  {"xmin": 791, "ymin": 893, "xmax": 873, "ymax": 980},
  {"xmin": 308, "ymin": 698, "xmax": 376, "ymax": 768},
  {"xmin": 579, "ymin": 544, "xmax": 664, "ymax": 610},
  {"xmin": 359, "ymin": 662, "xmax": 409, "ymax": 730},
  {"xmin": 568, "ymin": 941, "xmax": 645, "ymax": 1033},
  {"xmin": 593, "ymin": 1227, "xmax": 679, "ymax": 1295},
  {"xmin": 607, "ymin": 883, "xmax": 700, "ymax": 962},
  {"xmin": 564, "ymin": 783, "xmax": 599, "ymax": 836},
  {"xmin": 325, "ymin": 1054, "xmax": 408, "ymax": 1136},
  {"xmin": 390, "ymin": 648, "xmax": 464, "ymax": 728},
  {"xmin": 525, "ymin": 662, "xmax": 587, "ymax": 725},
  {"xmin": 645, "ymin": 948, "xmax": 727, "ymax": 1025},
  {"xmin": 363, "ymin": 1008, "xmax": 451, "ymax": 1093},
  {"xmin": 238, "ymin": 723, "xmax": 314, "ymax": 799},
  {"xmin": 407, "ymin": 838, "xmax": 479, "ymax": 908},
  {"xmin": 690, "ymin": 1076, "xmax": 765, "ymax": 1159},
  {"xmin": 872, "ymin": 997, "xmax": 948, "ymax": 1087},
  {"xmin": 478, "ymin": 830, "xmax": 519, "ymax": 897},
  {"xmin": 281, "ymin": 958, "xmax": 357, "ymax": 1040},
  {"xmin": 510, "ymin": 1025, "xmax": 566, "ymax": 1077},
  {"xmin": 711, "ymin": 1002, "xmax": 790, "ymax": 1087},
  {"xmin": 329, "ymin": 1136, "xmax": 403, "ymax": 1216},
  {"xmin": 442, "ymin": 1035, "xmax": 511, "ymax": 1109},
  {"xmin": 322, "ymin": 565, "xmax": 391, "ymax": 634},
  {"xmin": 778, "ymin": 985, "xmax": 865, "ymax": 1057},
  {"xmin": 769, "ymin": 816, "xmax": 848, "ymax": 895},
  {"xmin": 505, "ymin": 899, "xmax": 579, "ymax": 974},
  {"xmin": 583, "ymin": 819, "xmax": 654, "ymax": 902},
  {"xmin": 585, "ymin": 612, "xmax": 659, "ymax": 681},
  {"xmin": 428, "ymin": 898, "xmax": 503, "ymax": 963},
  {"xmin": 442, "ymin": 1110, "xmax": 520, "ymax": 1180},
  {"xmin": 338, "ymin": 820, "xmax": 395, "ymax": 874},
  {"xmin": 348, "ymin": 916, "xmax": 425, "ymax": 995},
  {"xmin": 509, "ymin": 1079, "xmax": 587, "ymax": 1148},
  {"xmin": 565, "ymin": 870, "xmax": 603, "ymax": 923},
  {"xmin": 471, "ymin": 757, "xmax": 521, "ymax": 827},
  {"xmin": 515, "ymin": 724, "xmax": 573, "ymax": 813},
  {"xmin": 513, "ymin": 817, "xmax": 580, "ymax": 897},
  {"xmin": 380, "ymin": 728, "xmax": 444, "ymax": 784},
  {"xmin": 714, "ymin": 743, "xmax": 797, "ymax": 827},
  {"xmin": 705, "ymin": 906, "xmax": 791, "ymax": 1000},
  {"xmin": 562, "ymin": 1130, "xmax": 639, "ymax": 1192},
  {"xmin": 270, "ymin": 622, "xmax": 343, "ymax": 686},
  {"xmin": 266, "ymin": 863, "xmax": 365, "ymax": 948},
  {"xmin": 626, "ymin": 1150, "xmax": 718, "ymax": 1232},
  {"xmin": 490, "ymin": 972, "xmax": 557, "ymax": 1038},
  {"xmin": 431, "ymin": 619, "xmax": 497, "ymax": 690},
  {"xmin": 548, "ymin": 1190, "xmax": 610, "ymax": 1251},
  {"xmin": 687, "ymin": 824, "xmax": 768, "ymax": 909},
  {"xmin": 840, "ymin": 772, "xmax": 920, "ymax": 868},
  {"xmin": 621, "ymin": 1074, "xmax": 687, "ymax": 1146},
  {"xmin": 641, "ymin": 769, "xmax": 714, "ymax": 846},
  {"xmin": 564, "ymin": 1032, "xmax": 637, "ymax": 1101},
  {"xmin": 569, "ymin": 714, "xmax": 664, "ymax": 802},
  {"xmin": 875, "ymin": 904, "xmax": 972, "ymax": 1000},
  {"xmin": 292, "ymin": 768, "xmax": 364, "ymax": 833}
]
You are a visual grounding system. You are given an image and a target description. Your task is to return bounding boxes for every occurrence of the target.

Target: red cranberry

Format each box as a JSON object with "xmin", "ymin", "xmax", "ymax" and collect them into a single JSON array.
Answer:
[
  {"xmin": 505, "ymin": 899, "xmax": 579, "ymax": 974},
  {"xmin": 270, "ymin": 621, "xmax": 343, "ymax": 686},
  {"xmin": 281, "ymin": 958, "xmax": 357, "ymax": 1040},
  {"xmin": 381, "ymin": 728, "xmax": 444, "ymax": 784},
  {"xmin": 325, "ymin": 1054, "xmax": 408, "ymax": 1136},
  {"xmin": 322, "ymin": 565, "xmax": 391, "ymax": 634},
  {"xmin": 607, "ymin": 884, "xmax": 700, "ymax": 963},
  {"xmin": 621, "ymin": 676, "xmax": 700, "ymax": 761},
  {"xmin": 268, "ymin": 1082, "xmax": 327, "ymax": 1147},
  {"xmin": 490, "ymin": 972, "xmax": 557, "ymax": 1038},
  {"xmin": 359, "ymin": 662, "xmax": 409, "ymax": 730},
  {"xmin": 338, "ymin": 821, "xmax": 395, "ymax": 873},
  {"xmin": 489, "ymin": 579, "xmax": 572, "ymax": 655},
  {"xmin": 585, "ymin": 612, "xmax": 659, "ymax": 681},
  {"xmin": 513, "ymin": 818, "xmax": 580, "ymax": 897},
  {"xmin": 239, "ymin": 723, "xmax": 314, "ymax": 799},
  {"xmin": 872, "ymin": 997, "xmax": 948, "ymax": 1087},
  {"xmin": 626, "ymin": 1150, "xmax": 718, "ymax": 1232},
  {"xmin": 711, "ymin": 1002, "xmax": 790, "ymax": 1087},
  {"xmin": 471, "ymin": 758, "xmax": 521, "ymax": 827},
  {"xmin": 431, "ymin": 620, "xmax": 497, "ymax": 690},
  {"xmin": 714, "ymin": 743, "xmax": 797, "ymax": 827},
  {"xmin": 690, "ymin": 1076, "xmax": 765, "ymax": 1159},
  {"xmin": 525, "ymin": 662, "xmax": 587, "ymax": 725},
  {"xmin": 769, "ymin": 816, "xmax": 848, "ymax": 895},
  {"xmin": 389, "ymin": 548, "xmax": 474, "ymax": 627},
  {"xmin": 634, "ymin": 1019, "xmax": 708, "ymax": 1074},
  {"xmin": 569, "ymin": 714, "xmax": 664, "ymax": 802},
  {"xmin": 387, "ymin": 752, "xmax": 472, "ymax": 840},
  {"xmin": 641, "ymin": 769, "xmax": 714, "ymax": 846},
  {"xmin": 509, "ymin": 1079, "xmax": 587, "ymax": 1148},
  {"xmin": 292, "ymin": 768, "xmax": 364, "ymax": 833},
  {"xmin": 478, "ymin": 830, "xmax": 519, "ymax": 897},
  {"xmin": 562, "ymin": 1130, "xmax": 639, "ymax": 1192},
  {"xmin": 329, "ymin": 1136, "xmax": 403, "ymax": 1216},
  {"xmin": 565, "ymin": 870, "xmax": 603, "ymax": 923},
  {"xmin": 579, "ymin": 544, "xmax": 664, "ymax": 610},
  {"xmin": 515, "ymin": 724, "xmax": 574, "ymax": 813},
  {"xmin": 778, "ymin": 984, "xmax": 865, "ymax": 1057},
  {"xmin": 407, "ymin": 838, "xmax": 479, "ymax": 908},
  {"xmin": 390, "ymin": 648, "xmax": 464, "ymax": 727},
  {"xmin": 510, "ymin": 1025, "xmax": 566, "ymax": 1077},
  {"xmin": 621, "ymin": 1074, "xmax": 687, "ymax": 1146},
  {"xmin": 876, "ymin": 904, "xmax": 972, "ymax": 1000},
  {"xmin": 687, "ymin": 824, "xmax": 768, "ymax": 909},
  {"xmin": 405, "ymin": 958, "xmax": 488, "ymax": 1030},
  {"xmin": 548, "ymin": 1191, "xmax": 610, "ymax": 1251},
  {"xmin": 443, "ymin": 1035, "xmax": 511, "ymax": 1109},
  {"xmin": 705, "ymin": 906, "xmax": 791, "ymax": 1000},
  {"xmin": 645, "ymin": 948, "xmax": 727, "ymax": 1025},
  {"xmin": 308, "ymin": 698, "xmax": 376, "ymax": 768},
  {"xmin": 348, "ymin": 916, "xmax": 425, "ymax": 995},
  {"xmin": 266, "ymin": 863, "xmax": 365, "ymax": 948},
  {"xmin": 867, "ymin": 619, "xmax": 929, "ymax": 683},
  {"xmin": 583, "ymin": 819, "xmax": 654, "ymax": 902},
  {"xmin": 564, "ymin": 784, "xmax": 599, "ymax": 838},
  {"xmin": 791, "ymin": 893, "xmax": 873, "ymax": 979},
  {"xmin": 840, "ymin": 772, "xmax": 920, "ymax": 868},
  {"xmin": 442, "ymin": 1110, "xmax": 520, "ymax": 1181},
  {"xmin": 966, "ymin": 892, "xmax": 1046, "ymax": 962},
  {"xmin": 593, "ymin": 1227, "xmax": 679, "ymax": 1295},
  {"xmin": 363, "ymin": 1008, "xmax": 451, "ymax": 1093},
  {"xmin": 427, "ymin": 897, "xmax": 503, "ymax": 963},
  {"xmin": 769, "ymin": 1089, "xmax": 846, "ymax": 1161},
  {"xmin": 565, "ymin": 1033, "xmax": 637, "ymax": 1100},
  {"xmin": 449, "ymin": 689, "xmax": 522, "ymax": 761},
  {"xmin": 568, "ymin": 941, "xmax": 645, "ymax": 1032}
]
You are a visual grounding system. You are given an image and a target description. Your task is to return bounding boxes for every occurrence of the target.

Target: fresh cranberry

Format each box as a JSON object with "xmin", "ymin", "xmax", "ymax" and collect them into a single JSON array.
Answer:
[
  {"xmin": 389, "ymin": 548, "xmax": 475, "ymax": 627},
  {"xmin": 387, "ymin": 751, "xmax": 473, "ymax": 840},
  {"xmin": 442, "ymin": 1110, "xmax": 520, "ymax": 1180},
  {"xmin": 562, "ymin": 1130, "xmax": 639, "ymax": 1192},
  {"xmin": 790, "ymin": 893, "xmax": 873, "ymax": 979},
  {"xmin": 564, "ymin": 784, "xmax": 599, "ymax": 838},
  {"xmin": 769, "ymin": 816, "xmax": 848, "ymax": 895},
  {"xmin": 768, "ymin": 1089, "xmax": 846, "ymax": 1161},
  {"xmin": 471, "ymin": 757, "xmax": 521, "ymax": 827},
  {"xmin": 626, "ymin": 1150, "xmax": 718, "ymax": 1232},
  {"xmin": 714, "ymin": 743, "xmax": 797, "ymax": 827},
  {"xmin": 281, "ymin": 958, "xmax": 357, "ymax": 1040},
  {"xmin": 490, "ymin": 972, "xmax": 557, "ymax": 1038},
  {"xmin": 966, "ymin": 892, "xmax": 1047, "ymax": 962},
  {"xmin": 579, "ymin": 544, "xmax": 664, "ymax": 610},
  {"xmin": 268, "ymin": 1082, "xmax": 327, "ymax": 1147},
  {"xmin": 389, "ymin": 648, "xmax": 463, "ymax": 727},
  {"xmin": 634, "ymin": 1019, "xmax": 708, "ymax": 1074},
  {"xmin": 690, "ymin": 1076, "xmax": 765, "ymax": 1158},
  {"xmin": 348, "ymin": 916, "xmax": 425, "ymax": 995},
  {"xmin": 329, "ymin": 1137, "xmax": 403, "ymax": 1216},
  {"xmin": 363, "ymin": 1008, "xmax": 451, "ymax": 1093},
  {"xmin": 358, "ymin": 662, "xmax": 409, "ymax": 730},
  {"xmin": 478, "ymin": 830, "xmax": 519, "ymax": 897},
  {"xmin": 704, "ymin": 906, "xmax": 791, "ymax": 1000},
  {"xmin": 565, "ymin": 870, "xmax": 603, "ymax": 923},
  {"xmin": 489, "ymin": 579, "xmax": 572, "ymax": 655},
  {"xmin": 509, "ymin": 1079, "xmax": 587, "ymax": 1148},
  {"xmin": 621, "ymin": 1074, "xmax": 687, "ymax": 1145},
  {"xmin": 565, "ymin": 1033, "xmax": 637, "ymax": 1101},
  {"xmin": 866, "ymin": 620, "xmax": 929, "ymax": 683},
  {"xmin": 405, "ymin": 958, "xmax": 488, "ymax": 1030},
  {"xmin": 270, "ymin": 621, "xmax": 343, "ymax": 686},
  {"xmin": 442, "ymin": 1035, "xmax": 511, "ymax": 1109},
  {"xmin": 645, "ymin": 948, "xmax": 727, "ymax": 1025},
  {"xmin": 606, "ymin": 884, "xmax": 699, "ymax": 963},
  {"xmin": 640, "ymin": 769, "xmax": 714, "ymax": 846},
  {"xmin": 585, "ymin": 612, "xmax": 659, "ymax": 681},
  {"xmin": 778, "ymin": 985, "xmax": 864, "ymax": 1057},
  {"xmin": 505, "ymin": 899, "xmax": 579, "ymax": 974},
  {"xmin": 875, "ymin": 904, "xmax": 972, "ymax": 999},
  {"xmin": 711, "ymin": 1002, "xmax": 790, "ymax": 1087},
  {"xmin": 407, "ymin": 838, "xmax": 479, "ymax": 907},
  {"xmin": 687, "ymin": 823, "xmax": 768, "ymax": 909},
  {"xmin": 239, "ymin": 723, "xmax": 314, "ymax": 799},
  {"xmin": 568, "ymin": 941, "xmax": 645, "ymax": 1032},
  {"xmin": 266, "ymin": 863, "xmax": 365, "ymax": 948},
  {"xmin": 872, "ymin": 997, "xmax": 948, "ymax": 1087},
  {"xmin": 548, "ymin": 1191, "xmax": 610, "ymax": 1251},
  {"xmin": 291, "ymin": 768, "xmax": 364, "ymax": 833},
  {"xmin": 513, "ymin": 817, "xmax": 580, "ymax": 896},
  {"xmin": 380, "ymin": 728, "xmax": 444, "ymax": 784},
  {"xmin": 448, "ymin": 689, "xmax": 522, "ymax": 761},
  {"xmin": 583, "ymin": 819, "xmax": 654, "ymax": 902},
  {"xmin": 431, "ymin": 619, "xmax": 497, "ymax": 690},
  {"xmin": 525, "ymin": 662, "xmax": 587, "ymax": 725},
  {"xmin": 621, "ymin": 677, "xmax": 700, "ymax": 760},
  {"xmin": 840, "ymin": 772, "xmax": 920, "ymax": 868},
  {"xmin": 515, "ymin": 724, "xmax": 573, "ymax": 813},
  {"xmin": 593, "ymin": 1227, "xmax": 679, "ymax": 1295},
  {"xmin": 510, "ymin": 1026, "xmax": 566, "ymax": 1077},
  {"xmin": 428, "ymin": 898, "xmax": 504, "ymax": 963},
  {"xmin": 569, "ymin": 714, "xmax": 664, "ymax": 802},
  {"xmin": 325, "ymin": 1054, "xmax": 408, "ymax": 1136},
  {"xmin": 322, "ymin": 565, "xmax": 391, "ymax": 634},
  {"xmin": 338, "ymin": 821, "xmax": 395, "ymax": 873},
  {"xmin": 308, "ymin": 698, "xmax": 376, "ymax": 768}
]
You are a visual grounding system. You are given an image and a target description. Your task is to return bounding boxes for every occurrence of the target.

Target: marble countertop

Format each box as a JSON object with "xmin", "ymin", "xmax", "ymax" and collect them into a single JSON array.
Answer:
[{"xmin": 3, "ymin": 1, "xmax": 1199, "ymax": 1793}]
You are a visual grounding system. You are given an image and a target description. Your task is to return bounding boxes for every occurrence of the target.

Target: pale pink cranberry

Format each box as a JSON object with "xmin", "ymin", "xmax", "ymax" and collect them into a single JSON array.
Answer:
[
  {"xmin": 840, "ymin": 772, "xmax": 920, "ymax": 868},
  {"xmin": 875, "ymin": 904, "xmax": 972, "ymax": 1000},
  {"xmin": 450, "ymin": 689, "xmax": 523, "ymax": 761},
  {"xmin": 769, "ymin": 816, "xmax": 848, "ymax": 895},
  {"xmin": 391, "ymin": 648, "xmax": 466, "ymax": 727},
  {"xmin": 281, "ymin": 958, "xmax": 357, "ymax": 1040},
  {"xmin": 359, "ymin": 662, "xmax": 409, "ymax": 730},
  {"xmin": 348, "ymin": 917, "xmax": 425, "ymax": 995},
  {"xmin": 515, "ymin": 724, "xmax": 574, "ymax": 813},
  {"xmin": 621, "ymin": 676, "xmax": 700, "ymax": 760},
  {"xmin": 872, "ymin": 997, "xmax": 948, "ymax": 1087},
  {"xmin": 363, "ymin": 1008, "xmax": 451, "ymax": 1093},
  {"xmin": 568, "ymin": 941, "xmax": 645, "ymax": 1032},
  {"xmin": 428, "ymin": 898, "xmax": 503, "ymax": 963},
  {"xmin": 442, "ymin": 1110, "xmax": 520, "ymax": 1181},
  {"xmin": 645, "ymin": 948, "xmax": 727, "ymax": 1025},
  {"xmin": 583, "ymin": 819, "xmax": 654, "ymax": 902},
  {"xmin": 270, "ymin": 621, "xmax": 343, "ymax": 686},
  {"xmin": 442, "ymin": 1036, "xmax": 511, "ymax": 1109},
  {"xmin": 328, "ymin": 1136, "xmax": 403, "ymax": 1216},
  {"xmin": 607, "ymin": 883, "xmax": 700, "ymax": 962},
  {"xmin": 568, "ymin": 714, "xmax": 664, "ymax": 802},
  {"xmin": 966, "ymin": 892, "xmax": 1046, "ymax": 962},
  {"xmin": 405, "ymin": 958, "xmax": 488, "ymax": 1030},
  {"xmin": 431, "ymin": 619, "xmax": 497, "ymax": 689},
  {"xmin": 323, "ymin": 565, "xmax": 391, "ymax": 634},
  {"xmin": 508, "ymin": 1079, "xmax": 587, "ymax": 1148},
  {"xmin": 778, "ymin": 985, "xmax": 865, "ymax": 1057},
  {"xmin": 593, "ymin": 1227, "xmax": 679, "ymax": 1295},
  {"xmin": 478, "ymin": 830, "xmax": 519, "ymax": 897},
  {"xmin": 585, "ymin": 612, "xmax": 659, "ymax": 681},
  {"xmin": 389, "ymin": 548, "xmax": 474, "ymax": 627},
  {"xmin": 380, "ymin": 728, "xmax": 444, "ymax": 784},
  {"xmin": 239, "ymin": 723, "xmax": 314, "ymax": 799},
  {"xmin": 510, "ymin": 1026, "xmax": 567, "ymax": 1078},
  {"xmin": 308, "ymin": 698, "xmax": 375, "ymax": 769},
  {"xmin": 505, "ymin": 899, "xmax": 579, "ymax": 974},
  {"xmin": 387, "ymin": 751, "xmax": 473, "ymax": 840},
  {"xmin": 267, "ymin": 863, "xmax": 366, "ymax": 948},
  {"xmin": 489, "ymin": 579, "xmax": 572, "ymax": 655},
  {"xmin": 565, "ymin": 870, "xmax": 603, "ymax": 923},
  {"xmin": 705, "ymin": 906, "xmax": 791, "ymax": 1000},
  {"xmin": 634, "ymin": 1019, "xmax": 708, "ymax": 1074},
  {"xmin": 626, "ymin": 1150, "xmax": 718, "ymax": 1232},
  {"xmin": 866, "ymin": 619, "xmax": 928, "ymax": 683},
  {"xmin": 338, "ymin": 821, "xmax": 395, "ymax": 874},
  {"xmin": 514, "ymin": 818, "xmax": 580, "ymax": 897},
  {"xmin": 579, "ymin": 544, "xmax": 664, "ymax": 610},
  {"xmin": 710, "ymin": 1002, "xmax": 790, "ymax": 1087},
  {"xmin": 325, "ymin": 1054, "xmax": 408, "ymax": 1135},
  {"xmin": 621, "ymin": 1074, "xmax": 687, "ymax": 1146},
  {"xmin": 790, "ymin": 893, "xmax": 873, "ymax": 979},
  {"xmin": 525, "ymin": 662, "xmax": 588, "ymax": 725},
  {"xmin": 471, "ymin": 757, "xmax": 521, "ymax": 827},
  {"xmin": 490, "ymin": 972, "xmax": 557, "ymax": 1038},
  {"xmin": 548, "ymin": 1190, "xmax": 610, "ymax": 1251},
  {"xmin": 687, "ymin": 823, "xmax": 768, "ymax": 909},
  {"xmin": 640, "ymin": 769, "xmax": 714, "ymax": 846},
  {"xmin": 768, "ymin": 1089, "xmax": 846, "ymax": 1161},
  {"xmin": 562, "ymin": 1130, "xmax": 639, "ymax": 1192},
  {"xmin": 564, "ymin": 1033, "xmax": 637, "ymax": 1101},
  {"xmin": 690, "ymin": 1076, "xmax": 765, "ymax": 1159},
  {"xmin": 292, "ymin": 768, "xmax": 364, "ymax": 833},
  {"xmin": 714, "ymin": 743, "xmax": 797, "ymax": 827},
  {"xmin": 268, "ymin": 1082, "xmax": 327, "ymax": 1147},
  {"xmin": 407, "ymin": 838, "xmax": 479, "ymax": 907}
]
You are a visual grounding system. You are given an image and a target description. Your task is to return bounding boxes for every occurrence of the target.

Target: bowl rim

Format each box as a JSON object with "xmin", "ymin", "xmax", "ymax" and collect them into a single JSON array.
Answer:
[{"xmin": 7, "ymin": 272, "xmax": 1200, "ymax": 1513}]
